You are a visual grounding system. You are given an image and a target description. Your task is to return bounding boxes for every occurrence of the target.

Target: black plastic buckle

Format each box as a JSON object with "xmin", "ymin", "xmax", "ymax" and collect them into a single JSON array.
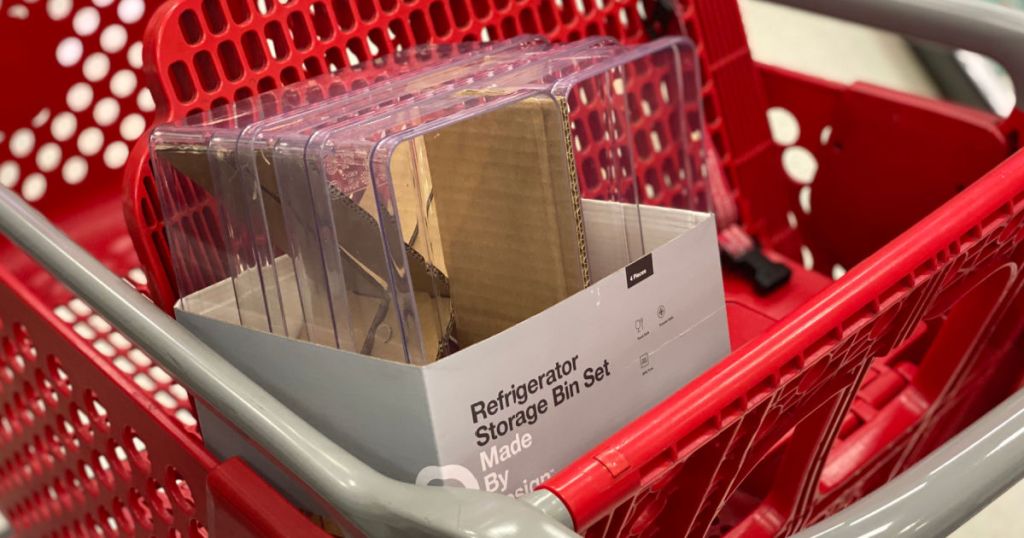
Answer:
[{"xmin": 724, "ymin": 245, "xmax": 792, "ymax": 295}]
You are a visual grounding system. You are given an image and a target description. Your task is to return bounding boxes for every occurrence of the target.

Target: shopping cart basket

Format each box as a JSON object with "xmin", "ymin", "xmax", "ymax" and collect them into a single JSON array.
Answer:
[{"xmin": 2, "ymin": 0, "xmax": 1024, "ymax": 536}]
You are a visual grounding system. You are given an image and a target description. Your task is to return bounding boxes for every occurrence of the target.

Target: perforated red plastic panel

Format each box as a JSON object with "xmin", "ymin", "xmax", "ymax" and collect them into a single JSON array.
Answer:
[
  {"xmin": 0, "ymin": 251, "xmax": 327, "ymax": 537},
  {"xmin": 0, "ymin": 1, "xmax": 206, "ymax": 535},
  {"xmin": 0, "ymin": 0, "xmax": 155, "ymax": 216},
  {"xmin": 0, "ymin": 272, "xmax": 213, "ymax": 538},
  {"xmin": 0, "ymin": 1, "xmax": 328, "ymax": 536}
]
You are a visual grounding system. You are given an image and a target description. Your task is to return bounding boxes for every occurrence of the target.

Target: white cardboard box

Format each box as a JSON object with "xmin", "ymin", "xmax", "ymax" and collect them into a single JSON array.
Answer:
[{"xmin": 177, "ymin": 201, "xmax": 729, "ymax": 509}]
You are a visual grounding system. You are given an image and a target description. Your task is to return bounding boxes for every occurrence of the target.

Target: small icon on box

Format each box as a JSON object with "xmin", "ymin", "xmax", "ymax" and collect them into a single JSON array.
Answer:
[
  {"xmin": 640, "ymin": 353, "xmax": 650, "ymax": 369},
  {"xmin": 635, "ymin": 318, "xmax": 644, "ymax": 334}
]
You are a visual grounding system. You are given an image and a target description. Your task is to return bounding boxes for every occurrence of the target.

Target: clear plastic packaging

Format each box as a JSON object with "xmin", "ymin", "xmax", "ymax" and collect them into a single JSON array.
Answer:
[
  {"xmin": 238, "ymin": 36, "xmax": 607, "ymax": 349},
  {"xmin": 151, "ymin": 37, "xmax": 558, "ymax": 340},
  {"xmin": 151, "ymin": 35, "xmax": 707, "ymax": 366},
  {"xmin": 286, "ymin": 37, "xmax": 704, "ymax": 363}
]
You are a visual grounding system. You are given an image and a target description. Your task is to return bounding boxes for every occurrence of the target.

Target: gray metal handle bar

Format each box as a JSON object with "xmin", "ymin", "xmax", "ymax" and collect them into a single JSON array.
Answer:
[
  {"xmin": 791, "ymin": 385, "xmax": 1024, "ymax": 538},
  {"xmin": 0, "ymin": 186, "xmax": 577, "ymax": 537},
  {"xmin": 766, "ymin": 0, "xmax": 1024, "ymax": 112}
]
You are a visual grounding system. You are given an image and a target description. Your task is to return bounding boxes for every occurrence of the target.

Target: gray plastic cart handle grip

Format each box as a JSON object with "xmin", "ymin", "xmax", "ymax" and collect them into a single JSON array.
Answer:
[
  {"xmin": 766, "ymin": 0, "xmax": 1024, "ymax": 111},
  {"xmin": 0, "ymin": 186, "xmax": 578, "ymax": 537}
]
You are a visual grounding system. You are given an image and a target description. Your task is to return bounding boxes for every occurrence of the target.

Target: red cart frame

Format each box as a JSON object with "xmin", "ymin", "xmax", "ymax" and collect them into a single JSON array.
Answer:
[{"xmin": 2, "ymin": 0, "xmax": 1024, "ymax": 536}]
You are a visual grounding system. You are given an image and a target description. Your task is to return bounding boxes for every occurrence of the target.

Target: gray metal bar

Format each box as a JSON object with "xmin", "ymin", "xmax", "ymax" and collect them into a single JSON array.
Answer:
[
  {"xmin": 0, "ymin": 186, "xmax": 577, "ymax": 537},
  {"xmin": 765, "ymin": 0, "xmax": 1024, "ymax": 110},
  {"xmin": 792, "ymin": 386, "xmax": 1024, "ymax": 538}
]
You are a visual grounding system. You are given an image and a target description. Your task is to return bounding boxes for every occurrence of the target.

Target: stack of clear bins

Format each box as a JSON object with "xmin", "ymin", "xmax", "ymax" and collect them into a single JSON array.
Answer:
[{"xmin": 150, "ymin": 35, "xmax": 707, "ymax": 365}]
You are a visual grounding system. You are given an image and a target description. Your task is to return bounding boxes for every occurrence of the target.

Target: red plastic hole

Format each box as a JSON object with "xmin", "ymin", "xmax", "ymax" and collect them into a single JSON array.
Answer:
[
  {"xmin": 302, "ymin": 56, "xmax": 324, "ymax": 77},
  {"xmin": 97, "ymin": 506, "xmax": 117, "ymax": 535},
  {"xmin": 166, "ymin": 467, "xmax": 196, "ymax": 513},
  {"xmin": 188, "ymin": 519, "xmax": 208, "ymax": 538},
  {"xmin": 23, "ymin": 443, "xmax": 42, "ymax": 476},
  {"xmin": 5, "ymin": 403, "xmax": 21, "ymax": 434},
  {"xmin": 287, "ymin": 11, "xmax": 313, "ymax": 50},
  {"xmin": 428, "ymin": 1, "xmax": 451, "ymax": 36},
  {"xmin": 450, "ymin": 0, "xmax": 470, "ymax": 27},
  {"xmin": 124, "ymin": 427, "xmax": 150, "ymax": 473},
  {"xmin": 112, "ymin": 498, "xmax": 135, "ymax": 535},
  {"xmin": 47, "ymin": 355, "xmax": 72, "ymax": 396},
  {"xmin": 470, "ymin": 0, "xmax": 491, "ymax": 19},
  {"xmin": 264, "ymin": 20, "xmax": 290, "ymax": 60},
  {"xmin": 34, "ymin": 435, "xmax": 53, "ymax": 470},
  {"xmin": 193, "ymin": 50, "xmax": 221, "ymax": 92},
  {"xmin": 281, "ymin": 65, "xmax": 301, "ymax": 85},
  {"xmin": 12, "ymin": 323, "xmax": 34, "ymax": 360},
  {"xmin": 65, "ymin": 469, "xmax": 85, "ymax": 505},
  {"xmin": 70, "ymin": 403, "xmax": 94, "ymax": 443},
  {"xmin": 409, "ymin": 9, "xmax": 430, "ymax": 42},
  {"xmin": 24, "ymin": 381, "xmax": 45, "ymax": 418},
  {"xmin": 255, "ymin": 0, "xmax": 274, "ymax": 15},
  {"xmin": 241, "ymin": 30, "xmax": 267, "ymax": 70},
  {"xmin": 2, "ymin": 338, "xmax": 18, "ymax": 372},
  {"xmin": 216, "ymin": 41, "xmax": 244, "ymax": 81},
  {"xmin": 56, "ymin": 414, "xmax": 75, "ymax": 443},
  {"xmin": 84, "ymin": 513, "xmax": 103, "ymax": 538},
  {"xmin": 257, "ymin": 76, "xmax": 276, "ymax": 93},
  {"xmin": 147, "ymin": 479, "xmax": 174, "ymax": 524},
  {"xmin": 128, "ymin": 489, "xmax": 154, "ymax": 530},
  {"xmin": 93, "ymin": 451, "xmax": 115, "ymax": 488},
  {"xmin": 84, "ymin": 390, "xmax": 111, "ymax": 433},
  {"xmin": 388, "ymin": 19, "xmax": 409, "ymax": 48},
  {"xmin": 13, "ymin": 391, "xmax": 33, "ymax": 427},
  {"xmin": 78, "ymin": 460, "xmax": 100, "ymax": 496},
  {"xmin": 225, "ymin": 0, "xmax": 250, "ymax": 23},
  {"xmin": 309, "ymin": 2, "xmax": 333, "ymax": 40},
  {"xmin": 518, "ymin": 7, "xmax": 538, "ymax": 33},
  {"xmin": 107, "ymin": 440, "xmax": 132, "ymax": 479},
  {"xmin": 0, "ymin": 414, "xmax": 12, "ymax": 442},
  {"xmin": 169, "ymin": 61, "xmax": 198, "ymax": 103},
  {"xmin": 36, "ymin": 369, "xmax": 59, "ymax": 407},
  {"xmin": 178, "ymin": 10, "xmax": 204, "ymax": 44},
  {"xmin": 202, "ymin": 0, "xmax": 228, "ymax": 33},
  {"xmin": 43, "ymin": 426, "xmax": 64, "ymax": 460},
  {"xmin": 51, "ymin": 480, "xmax": 69, "ymax": 513},
  {"xmin": 333, "ymin": 0, "xmax": 356, "ymax": 31}
]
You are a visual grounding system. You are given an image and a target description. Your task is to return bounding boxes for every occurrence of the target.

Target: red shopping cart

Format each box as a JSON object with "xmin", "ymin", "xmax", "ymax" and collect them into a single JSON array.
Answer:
[{"xmin": 2, "ymin": 0, "xmax": 1024, "ymax": 536}]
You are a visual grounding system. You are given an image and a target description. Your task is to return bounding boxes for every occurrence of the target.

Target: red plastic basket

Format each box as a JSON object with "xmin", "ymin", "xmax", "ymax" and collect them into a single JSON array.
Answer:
[{"xmin": 1, "ymin": 0, "xmax": 1023, "ymax": 536}]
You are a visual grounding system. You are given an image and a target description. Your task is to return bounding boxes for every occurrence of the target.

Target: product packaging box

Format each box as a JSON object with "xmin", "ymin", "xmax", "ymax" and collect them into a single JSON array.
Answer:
[
  {"xmin": 178, "ymin": 200, "xmax": 727, "ymax": 505},
  {"xmin": 154, "ymin": 35, "xmax": 727, "ymax": 508}
]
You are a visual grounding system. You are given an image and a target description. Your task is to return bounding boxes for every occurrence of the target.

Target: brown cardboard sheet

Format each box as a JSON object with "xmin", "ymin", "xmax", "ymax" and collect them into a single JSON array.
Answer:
[{"xmin": 409, "ymin": 96, "xmax": 588, "ymax": 346}]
